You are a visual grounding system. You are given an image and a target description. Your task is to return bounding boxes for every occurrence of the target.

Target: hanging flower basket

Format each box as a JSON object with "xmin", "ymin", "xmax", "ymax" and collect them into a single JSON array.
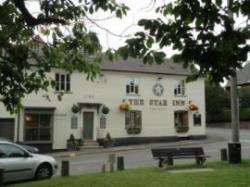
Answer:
[
  {"xmin": 119, "ymin": 102, "xmax": 130, "ymax": 111},
  {"xmin": 189, "ymin": 103, "xmax": 199, "ymax": 111}
]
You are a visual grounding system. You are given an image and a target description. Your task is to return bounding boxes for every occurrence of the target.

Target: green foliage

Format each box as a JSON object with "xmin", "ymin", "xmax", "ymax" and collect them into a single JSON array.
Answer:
[
  {"xmin": 206, "ymin": 83, "xmax": 250, "ymax": 123},
  {"xmin": 119, "ymin": 0, "xmax": 250, "ymax": 83},
  {"xmin": 205, "ymin": 80, "xmax": 230, "ymax": 122},
  {"xmin": 207, "ymin": 108, "xmax": 250, "ymax": 123},
  {"xmin": 240, "ymin": 108, "xmax": 250, "ymax": 121},
  {"xmin": 0, "ymin": 0, "xmax": 128, "ymax": 113},
  {"xmin": 239, "ymin": 87, "xmax": 250, "ymax": 109}
]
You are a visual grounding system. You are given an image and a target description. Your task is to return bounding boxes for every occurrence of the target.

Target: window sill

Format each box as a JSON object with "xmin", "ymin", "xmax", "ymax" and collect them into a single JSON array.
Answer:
[
  {"xmin": 194, "ymin": 124, "xmax": 202, "ymax": 126},
  {"xmin": 174, "ymin": 95, "xmax": 187, "ymax": 97},
  {"xmin": 126, "ymin": 93, "xmax": 141, "ymax": 97},
  {"xmin": 54, "ymin": 91, "xmax": 73, "ymax": 94}
]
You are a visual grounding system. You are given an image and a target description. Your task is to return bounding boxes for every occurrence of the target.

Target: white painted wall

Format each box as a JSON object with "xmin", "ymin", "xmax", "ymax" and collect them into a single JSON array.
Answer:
[{"xmin": 0, "ymin": 70, "xmax": 206, "ymax": 149}]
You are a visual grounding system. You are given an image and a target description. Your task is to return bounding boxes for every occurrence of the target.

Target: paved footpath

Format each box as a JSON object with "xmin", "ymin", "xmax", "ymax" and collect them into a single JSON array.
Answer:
[{"xmin": 49, "ymin": 128, "xmax": 250, "ymax": 176}]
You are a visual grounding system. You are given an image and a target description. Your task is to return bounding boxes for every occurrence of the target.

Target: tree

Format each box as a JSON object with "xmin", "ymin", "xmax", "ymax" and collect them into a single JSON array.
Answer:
[
  {"xmin": 205, "ymin": 80, "xmax": 230, "ymax": 122},
  {"xmin": 0, "ymin": 0, "xmax": 128, "ymax": 113},
  {"xmin": 239, "ymin": 86, "xmax": 250, "ymax": 109},
  {"xmin": 118, "ymin": 0, "xmax": 250, "ymax": 163},
  {"xmin": 118, "ymin": 0, "xmax": 250, "ymax": 83}
]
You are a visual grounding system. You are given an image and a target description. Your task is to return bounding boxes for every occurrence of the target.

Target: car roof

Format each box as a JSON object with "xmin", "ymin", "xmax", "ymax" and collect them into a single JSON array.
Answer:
[{"xmin": 0, "ymin": 140, "xmax": 11, "ymax": 143}]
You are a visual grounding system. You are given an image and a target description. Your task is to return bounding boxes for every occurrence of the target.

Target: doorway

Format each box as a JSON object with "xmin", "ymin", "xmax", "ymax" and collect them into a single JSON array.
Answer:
[
  {"xmin": 83, "ymin": 112, "xmax": 94, "ymax": 139},
  {"xmin": 0, "ymin": 118, "xmax": 15, "ymax": 141}
]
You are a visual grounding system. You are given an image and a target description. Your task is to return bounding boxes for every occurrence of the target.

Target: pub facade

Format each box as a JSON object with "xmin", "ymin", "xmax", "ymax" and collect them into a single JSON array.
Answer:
[{"xmin": 0, "ymin": 58, "xmax": 206, "ymax": 151}]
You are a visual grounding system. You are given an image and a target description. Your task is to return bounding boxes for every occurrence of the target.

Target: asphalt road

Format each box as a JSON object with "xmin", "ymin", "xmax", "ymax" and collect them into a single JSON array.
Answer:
[{"xmin": 53, "ymin": 128, "xmax": 250, "ymax": 176}]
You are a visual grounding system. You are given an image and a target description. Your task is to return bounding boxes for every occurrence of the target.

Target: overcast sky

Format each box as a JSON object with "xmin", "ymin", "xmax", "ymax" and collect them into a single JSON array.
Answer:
[
  {"xmin": 84, "ymin": 0, "xmax": 166, "ymax": 50},
  {"xmin": 1, "ymin": 0, "xmax": 248, "ymax": 60}
]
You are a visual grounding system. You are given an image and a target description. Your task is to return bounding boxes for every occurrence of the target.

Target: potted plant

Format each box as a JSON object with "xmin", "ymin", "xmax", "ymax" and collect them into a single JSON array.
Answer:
[
  {"xmin": 102, "ymin": 133, "xmax": 114, "ymax": 148},
  {"xmin": 67, "ymin": 134, "xmax": 81, "ymax": 151}
]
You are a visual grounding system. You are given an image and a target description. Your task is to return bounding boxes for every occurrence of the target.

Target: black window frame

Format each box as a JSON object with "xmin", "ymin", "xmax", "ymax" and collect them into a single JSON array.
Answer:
[
  {"xmin": 174, "ymin": 110, "xmax": 188, "ymax": 127},
  {"xmin": 193, "ymin": 112, "xmax": 202, "ymax": 126},
  {"xmin": 24, "ymin": 112, "xmax": 53, "ymax": 143},
  {"xmin": 125, "ymin": 110, "xmax": 142, "ymax": 134}
]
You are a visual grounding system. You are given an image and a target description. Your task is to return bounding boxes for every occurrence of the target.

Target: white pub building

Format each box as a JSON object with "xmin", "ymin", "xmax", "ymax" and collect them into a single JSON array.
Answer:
[{"xmin": 0, "ymin": 58, "xmax": 206, "ymax": 152}]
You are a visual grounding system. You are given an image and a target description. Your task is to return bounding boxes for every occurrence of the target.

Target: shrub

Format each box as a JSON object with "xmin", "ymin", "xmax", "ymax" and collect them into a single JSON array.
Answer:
[{"xmin": 206, "ymin": 108, "xmax": 250, "ymax": 123}]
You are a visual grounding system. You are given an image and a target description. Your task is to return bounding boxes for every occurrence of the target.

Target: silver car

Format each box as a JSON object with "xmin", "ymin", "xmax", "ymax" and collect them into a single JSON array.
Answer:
[{"xmin": 0, "ymin": 140, "xmax": 58, "ymax": 183}]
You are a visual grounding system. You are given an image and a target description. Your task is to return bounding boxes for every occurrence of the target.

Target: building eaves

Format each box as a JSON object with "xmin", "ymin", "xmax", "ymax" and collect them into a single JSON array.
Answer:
[{"xmin": 100, "ymin": 58, "xmax": 191, "ymax": 76}]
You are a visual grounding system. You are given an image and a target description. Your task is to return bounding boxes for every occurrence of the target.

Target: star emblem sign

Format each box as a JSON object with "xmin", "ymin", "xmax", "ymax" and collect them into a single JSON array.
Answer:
[{"xmin": 153, "ymin": 83, "xmax": 164, "ymax": 96}]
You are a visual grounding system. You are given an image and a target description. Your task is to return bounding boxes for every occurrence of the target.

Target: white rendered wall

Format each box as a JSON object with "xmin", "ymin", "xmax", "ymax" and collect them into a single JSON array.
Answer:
[{"xmin": 0, "ymin": 70, "xmax": 206, "ymax": 149}]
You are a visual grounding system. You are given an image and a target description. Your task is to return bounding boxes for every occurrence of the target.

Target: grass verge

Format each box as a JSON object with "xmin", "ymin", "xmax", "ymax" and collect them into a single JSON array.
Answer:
[{"xmin": 11, "ymin": 160, "xmax": 250, "ymax": 187}]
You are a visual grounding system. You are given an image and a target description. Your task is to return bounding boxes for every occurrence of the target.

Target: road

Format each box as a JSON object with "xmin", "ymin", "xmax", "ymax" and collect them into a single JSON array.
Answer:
[{"xmin": 53, "ymin": 128, "xmax": 250, "ymax": 176}]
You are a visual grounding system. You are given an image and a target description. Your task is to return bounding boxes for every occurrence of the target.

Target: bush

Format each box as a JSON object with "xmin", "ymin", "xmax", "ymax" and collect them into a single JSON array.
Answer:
[
  {"xmin": 206, "ymin": 108, "xmax": 250, "ymax": 123},
  {"xmin": 98, "ymin": 133, "xmax": 114, "ymax": 148}
]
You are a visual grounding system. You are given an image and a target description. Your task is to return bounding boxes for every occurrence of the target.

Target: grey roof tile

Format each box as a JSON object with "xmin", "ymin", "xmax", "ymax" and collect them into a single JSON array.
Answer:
[
  {"xmin": 226, "ymin": 62, "xmax": 250, "ymax": 87},
  {"xmin": 100, "ymin": 58, "xmax": 191, "ymax": 76}
]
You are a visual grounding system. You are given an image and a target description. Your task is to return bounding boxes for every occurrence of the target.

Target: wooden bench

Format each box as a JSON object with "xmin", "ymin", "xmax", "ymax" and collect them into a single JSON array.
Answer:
[{"xmin": 151, "ymin": 147, "xmax": 210, "ymax": 168}]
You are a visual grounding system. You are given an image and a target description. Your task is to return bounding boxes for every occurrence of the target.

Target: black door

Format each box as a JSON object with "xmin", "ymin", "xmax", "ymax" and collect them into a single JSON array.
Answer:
[
  {"xmin": 83, "ymin": 112, "xmax": 94, "ymax": 139},
  {"xmin": 0, "ymin": 118, "xmax": 15, "ymax": 141}
]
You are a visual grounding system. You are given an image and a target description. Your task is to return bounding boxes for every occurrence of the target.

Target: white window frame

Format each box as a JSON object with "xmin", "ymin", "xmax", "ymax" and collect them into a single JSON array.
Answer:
[
  {"xmin": 126, "ymin": 78, "xmax": 140, "ymax": 95},
  {"xmin": 55, "ymin": 73, "xmax": 71, "ymax": 92},
  {"xmin": 174, "ymin": 80, "xmax": 186, "ymax": 96}
]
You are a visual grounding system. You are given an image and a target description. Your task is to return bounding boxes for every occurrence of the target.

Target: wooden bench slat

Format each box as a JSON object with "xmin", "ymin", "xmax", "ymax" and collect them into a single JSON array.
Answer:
[{"xmin": 151, "ymin": 147, "xmax": 209, "ymax": 168}]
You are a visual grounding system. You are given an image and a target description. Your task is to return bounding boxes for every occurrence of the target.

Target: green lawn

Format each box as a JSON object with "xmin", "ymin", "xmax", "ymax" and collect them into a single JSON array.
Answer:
[{"xmin": 12, "ymin": 161, "xmax": 250, "ymax": 187}]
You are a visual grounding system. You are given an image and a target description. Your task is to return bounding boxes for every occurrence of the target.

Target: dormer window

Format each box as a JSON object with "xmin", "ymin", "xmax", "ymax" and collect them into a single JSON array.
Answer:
[
  {"xmin": 126, "ymin": 78, "xmax": 139, "ymax": 95},
  {"xmin": 55, "ymin": 73, "xmax": 70, "ymax": 92},
  {"xmin": 174, "ymin": 80, "xmax": 185, "ymax": 96}
]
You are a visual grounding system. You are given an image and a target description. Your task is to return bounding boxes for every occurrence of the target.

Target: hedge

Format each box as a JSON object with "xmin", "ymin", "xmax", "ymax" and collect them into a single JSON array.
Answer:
[{"xmin": 206, "ymin": 108, "xmax": 250, "ymax": 123}]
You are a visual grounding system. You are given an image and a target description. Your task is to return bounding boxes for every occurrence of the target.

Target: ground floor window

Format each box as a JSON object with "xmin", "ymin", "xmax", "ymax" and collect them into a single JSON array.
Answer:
[
  {"xmin": 125, "ymin": 110, "xmax": 142, "ymax": 134},
  {"xmin": 174, "ymin": 110, "xmax": 189, "ymax": 133},
  {"xmin": 25, "ymin": 112, "xmax": 53, "ymax": 142}
]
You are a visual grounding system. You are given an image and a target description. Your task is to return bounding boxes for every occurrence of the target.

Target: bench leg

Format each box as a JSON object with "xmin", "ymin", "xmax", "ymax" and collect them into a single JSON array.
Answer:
[
  {"xmin": 196, "ymin": 157, "xmax": 206, "ymax": 166},
  {"xmin": 167, "ymin": 157, "xmax": 173, "ymax": 166},
  {"xmin": 158, "ymin": 159, "xmax": 164, "ymax": 168},
  {"xmin": 158, "ymin": 158, "xmax": 173, "ymax": 169}
]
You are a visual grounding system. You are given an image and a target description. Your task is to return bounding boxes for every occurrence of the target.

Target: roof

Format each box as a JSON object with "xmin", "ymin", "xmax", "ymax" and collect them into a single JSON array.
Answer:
[
  {"xmin": 100, "ymin": 58, "xmax": 191, "ymax": 76},
  {"xmin": 236, "ymin": 62, "xmax": 250, "ymax": 86},
  {"xmin": 226, "ymin": 62, "xmax": 250, "ymax": 87}
]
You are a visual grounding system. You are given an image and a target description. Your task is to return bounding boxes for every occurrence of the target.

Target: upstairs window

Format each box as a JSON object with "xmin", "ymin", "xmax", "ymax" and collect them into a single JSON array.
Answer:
[
  {"xmin": 126, "ymin": 78, "xmax": 139, "ymax": 95},
  {"xmin": 174, "ymin": 80, "xmax": 185, "ymax": 96},
  {"xmin": 55, "ymin": 73, "xmax": 70, "ymax": 92}
]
